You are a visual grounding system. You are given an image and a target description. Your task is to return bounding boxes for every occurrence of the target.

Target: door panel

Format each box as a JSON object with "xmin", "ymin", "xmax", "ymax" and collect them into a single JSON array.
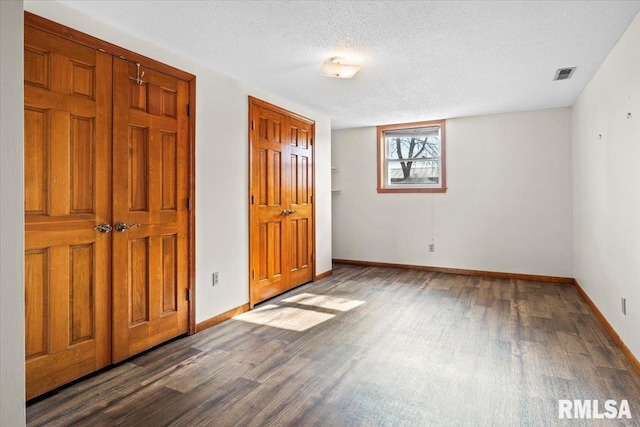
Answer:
[
  {"xmin": 250, "ymin": 107, "xmax": 289, "ymax": 303},
  {"xmin": 249, "ymin": 99, "xmax": 314, "ymax": 306},
  {"xmin": 24, "ymin": 107, "xmax": 49, "ymax": 215},
  {"xmin": 111, "ymin": 59, "xmax": 189, "ymax": 362},
  {"xmin": 24, "ymin": 26, "xmax": 112, "ymax": 400},
  {"xmin": 288, "ymin": 118, "xmax": 313, "ymax": 286}
]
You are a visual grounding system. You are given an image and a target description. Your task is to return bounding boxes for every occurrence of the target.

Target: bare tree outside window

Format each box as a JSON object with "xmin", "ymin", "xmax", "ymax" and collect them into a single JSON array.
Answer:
[{"xmin": 390, "ymin": 135, "xmax": 439, "ymax": 183}]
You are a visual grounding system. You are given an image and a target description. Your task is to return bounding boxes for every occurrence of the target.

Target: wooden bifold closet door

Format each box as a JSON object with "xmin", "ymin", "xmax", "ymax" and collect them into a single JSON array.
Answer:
[
  {"xmin": 24, "ymin": 25, "xmax": 113, "ymax": 400},
  {"xmin": 249, "ymin": 97, "xmax": 315, "ymax": 306},
  {"xmin": 24, "ymin": 18, "xmax": 193, "ymax": 400},
  {"xmin": 111, "ymin": 58, "xmax": 190, "ymax": 363}
]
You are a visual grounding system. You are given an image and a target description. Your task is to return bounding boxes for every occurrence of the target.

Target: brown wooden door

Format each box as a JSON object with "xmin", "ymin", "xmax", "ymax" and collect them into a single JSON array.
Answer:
[
  {"xmin": 249, "ymin": 98, "xmax": 314, "ymax": 306},
  {"xmin": 24, "ymin": 26, "xmax": 112, "ymax": 400},
  {"xmin": 111, "ymin": 59, "xmax": 190, "ymax": 362},
  {"xmin": 287, "ymin": 116, "xmax": 314, "ymax": 288},
  {"xmin": 24, "ymin": 20, "xmax": 193, "ymax": 398}
]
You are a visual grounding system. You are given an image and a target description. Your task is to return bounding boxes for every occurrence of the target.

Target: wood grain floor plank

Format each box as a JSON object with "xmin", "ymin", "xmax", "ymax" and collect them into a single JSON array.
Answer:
[
  {"xmin": 148, "ymin": 377, "xmax": 262, "ymax": 426},
  {"xmin": 27, "ymin": 363, "xmax": 147, "ymax": 426},
  {"xmin": 27, "ymin": 264, "xmax": 640, "ymax": 426},
  {"xmin": 70, "ymin": 382, "xmax": 182, "ymax": 426}
]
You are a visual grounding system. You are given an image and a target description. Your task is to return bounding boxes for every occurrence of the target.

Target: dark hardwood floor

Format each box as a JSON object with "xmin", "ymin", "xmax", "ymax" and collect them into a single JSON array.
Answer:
[{"xmin": 27, "ymin": 264, "xmax": 640, "ymax": 426}]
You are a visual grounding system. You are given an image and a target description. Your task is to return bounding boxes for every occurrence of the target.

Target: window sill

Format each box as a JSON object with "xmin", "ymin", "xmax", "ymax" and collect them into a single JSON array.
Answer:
[{"xmin": 376, "ymin": 187, "xmax": 447, "ymax": 194}]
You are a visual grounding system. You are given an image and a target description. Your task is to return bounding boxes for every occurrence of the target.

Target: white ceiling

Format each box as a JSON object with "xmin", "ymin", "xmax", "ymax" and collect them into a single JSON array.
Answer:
[{"xmin": 56, "ymin": 0, "xmax": 640, "ymax": 129}]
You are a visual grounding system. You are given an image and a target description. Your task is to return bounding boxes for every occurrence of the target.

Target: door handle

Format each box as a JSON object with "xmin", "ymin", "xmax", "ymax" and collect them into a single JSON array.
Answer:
[
  {"xmin": 93, "ymin": 223, "xmax": 113, "ymax": 233},
  {"xmin": 281, "ymin": 209, "xmax": 298, "ymax": 216},
  {"xmin": 115, "ymin": 222, "xmax": 141, "ymax": 232}
]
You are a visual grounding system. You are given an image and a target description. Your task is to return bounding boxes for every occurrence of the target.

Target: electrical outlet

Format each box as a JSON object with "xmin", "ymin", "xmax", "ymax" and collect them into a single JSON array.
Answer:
[
  {"xmin": 212, "ymin": 272, "xmax": 219, "ymax": 286},
  {"xmin": 622, "ymin": 297, "xmax": 626, "ymax": 315},
  {"xmin": 429, "ymin": 243, "xmax": 435, "ymax": 252}
]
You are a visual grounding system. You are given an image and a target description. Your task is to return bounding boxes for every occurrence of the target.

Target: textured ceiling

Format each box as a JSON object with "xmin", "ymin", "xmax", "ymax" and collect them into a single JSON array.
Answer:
[{"xmin": 56, "ymin": 1, "xmax": 640, "ymax": 129}]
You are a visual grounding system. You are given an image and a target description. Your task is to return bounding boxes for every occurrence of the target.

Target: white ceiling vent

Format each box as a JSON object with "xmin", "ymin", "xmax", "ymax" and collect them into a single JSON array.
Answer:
[{"xmin": 554, "ymin": 67, "xmax": 576, "ymax": 81}]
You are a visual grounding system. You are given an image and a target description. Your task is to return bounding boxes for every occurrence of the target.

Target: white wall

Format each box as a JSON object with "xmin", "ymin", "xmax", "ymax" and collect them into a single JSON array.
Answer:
[
  {"xmin": 0, "ymin": 1, "xmax": 26, "ymax": 425},
  {"xmin": 23, "ymin": 1, "xmax": 332, "ymax": 324},
  {"xmin": 1, "ymin": 2, "xmax": 332, "ymax": 417},
  {"xmin": 332, "ymin": 108, "xmax": 573, "ymax": 278},
  {"xmin": 573, "ymin": 12, "xmax": 640, "ymax": 359}
]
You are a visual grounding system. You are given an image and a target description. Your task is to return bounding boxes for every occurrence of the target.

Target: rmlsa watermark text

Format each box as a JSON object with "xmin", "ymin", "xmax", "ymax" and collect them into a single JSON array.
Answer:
[{"xmin": 559, "ymin": 400, "xmax": 631, "ymax": 419}]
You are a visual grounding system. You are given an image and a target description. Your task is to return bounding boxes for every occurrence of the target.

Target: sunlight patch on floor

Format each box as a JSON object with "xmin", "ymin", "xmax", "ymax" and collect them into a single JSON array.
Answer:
[
  {"xmin": 282, "ymin": 293, "xmax": 366, "ymax": 312},
  {"xmin": 233, "ymin": 304, "xmax": 334, "ymax": 331}
]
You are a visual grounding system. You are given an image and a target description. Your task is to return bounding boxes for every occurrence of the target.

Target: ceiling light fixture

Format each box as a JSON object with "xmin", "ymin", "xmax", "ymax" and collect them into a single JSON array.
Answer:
[{"xmin": 319, "ymin": 57, "xmax": 361, "ymax": 79}]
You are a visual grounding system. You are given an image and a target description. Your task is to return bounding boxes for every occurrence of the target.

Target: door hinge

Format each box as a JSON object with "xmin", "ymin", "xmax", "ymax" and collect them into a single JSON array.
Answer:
[
  {"xmin": 252, "ymin": 270, "xmax": 255, "ymax": 279},
  {"xmin": 310, "ymin": 138, "xmax": 313, "ymax": 145},
  {"xmin": 187, "ymin": 104, "xmax": 191, "ymax": 116},
  {"xmin": 251, "ymin": 195, "xmax": 255, "ymax": 205},
  {"xmin": 187, "ymin": 288, "xmax": 192, "ymax": 301},
  {"xmin": 251, "ymin": 120, "xmax": 255, "ymax": 130},
  {"xmin": 187, "ymin": 197, "xmax": 192, "ymax": 211},
  {"xmin": 311, "ymin": 253, "xmax": 315, "ymax": 262},
  {"xmin": 310, "ymin": 195, "xmax": 313, "ymax": 203}
]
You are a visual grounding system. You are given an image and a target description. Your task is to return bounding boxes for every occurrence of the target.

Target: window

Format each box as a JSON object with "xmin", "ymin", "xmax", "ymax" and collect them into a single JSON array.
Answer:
[{"xmin": 377, "ymin": 120, "xmax": 446, "ymax": 193}]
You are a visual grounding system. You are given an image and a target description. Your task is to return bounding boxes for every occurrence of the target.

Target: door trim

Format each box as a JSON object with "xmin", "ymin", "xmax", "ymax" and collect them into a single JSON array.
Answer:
[
  {"xmin": 247, "ymin": 96, "xmax": 316, "ymax": 308},
  {"xmin": 25, "ymin": 11, "xmax": 197, "ymax": 335}
]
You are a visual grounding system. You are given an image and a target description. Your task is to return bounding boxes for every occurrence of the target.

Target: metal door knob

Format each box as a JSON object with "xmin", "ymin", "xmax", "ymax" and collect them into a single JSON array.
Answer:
[
  {"xmin": 93, "ymin": 223, "xmax": 113, "ymax": 233},
  {"xmin": 281, "ymin": 209, "xmax": 298, "ymax": 216},
  {"xmin": 115, "ymin": 222, "xmax": 141, "ymax": 232}
]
